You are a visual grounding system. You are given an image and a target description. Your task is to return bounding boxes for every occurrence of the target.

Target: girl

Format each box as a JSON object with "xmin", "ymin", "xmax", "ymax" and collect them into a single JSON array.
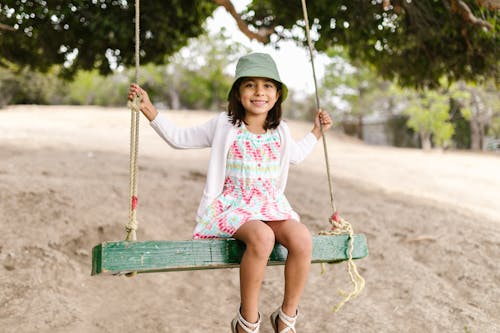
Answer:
[{"xmin": 128, "ymin": 52, "xmax": 332, "ymax": 333}]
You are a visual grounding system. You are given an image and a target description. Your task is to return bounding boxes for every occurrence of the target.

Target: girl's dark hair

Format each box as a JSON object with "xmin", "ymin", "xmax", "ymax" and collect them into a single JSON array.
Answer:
[{"xmin": 227, "ymin": 78, "xmax": 283, "ymax": 130}]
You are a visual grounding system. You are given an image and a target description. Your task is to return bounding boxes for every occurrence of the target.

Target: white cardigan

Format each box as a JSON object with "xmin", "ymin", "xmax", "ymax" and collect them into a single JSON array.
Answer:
[{"xmin": 150, "ymin": 112, "xmax": 318, "ymax": 218}]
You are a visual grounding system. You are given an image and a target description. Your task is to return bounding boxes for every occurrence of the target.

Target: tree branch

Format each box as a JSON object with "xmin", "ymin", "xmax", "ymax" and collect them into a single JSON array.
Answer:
[
  {"xmin": 451, "ymin": 0, "xmax": 494, "ymax": 30},
  {"xmin": 476, "ymin": 0, "xmax": 500, "ymax": 10},
  {"xmin": 383, "ymin": 0, "xmax": 392, "ymax": 11},
  {"xmin": 0, "ymin": 23, "xmax": 15, "ymax": 31},
  {"xmin": 213, "ymin": 0, "xmax": 273, "ymax": 43},
  {"xmin": 385, "ymin": 0, "xmax": 498, "ymax": 17}
]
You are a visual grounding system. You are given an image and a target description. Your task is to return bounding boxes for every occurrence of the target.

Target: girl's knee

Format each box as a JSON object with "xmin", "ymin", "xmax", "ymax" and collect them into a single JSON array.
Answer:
[
  {"xmin": 245, "ymin": 224, "xmax": 275, "ymax": 258},
  {"xmin": 287, "ymin": 226, "xmax": 312, "ymax": 256}
]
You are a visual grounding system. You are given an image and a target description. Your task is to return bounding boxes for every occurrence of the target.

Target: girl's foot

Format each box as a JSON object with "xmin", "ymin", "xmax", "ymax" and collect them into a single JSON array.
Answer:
[
  {"xmin": 270, "ymin": 307, "xmax": 298, "ymax": 333},
  {"xmin": 231, "ymin": 310, "xmax": 261, "ymax": 333}
]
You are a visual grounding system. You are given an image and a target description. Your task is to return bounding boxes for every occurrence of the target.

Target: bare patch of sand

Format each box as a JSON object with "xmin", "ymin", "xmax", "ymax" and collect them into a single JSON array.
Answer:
[{"xmin": 1, "ymin": 105, "xmax": 499, "ymax": 332}]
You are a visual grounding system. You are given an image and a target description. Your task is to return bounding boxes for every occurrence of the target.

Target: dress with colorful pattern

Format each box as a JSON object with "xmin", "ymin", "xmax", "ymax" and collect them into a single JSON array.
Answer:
[{"xmin": 193, "ymin": 126, "xmax": 299, "ymax": 239}]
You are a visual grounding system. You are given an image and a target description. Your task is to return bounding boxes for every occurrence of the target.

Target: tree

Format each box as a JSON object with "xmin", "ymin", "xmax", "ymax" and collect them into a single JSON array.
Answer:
[
  {"xmin": 451, "ymin": 80, "xmax": 500, "ymax": 149},
  {"xmin": 0, "ymin": 65, "xmax": 67, "ymax": 105},
  {"xmin": 320, "ymin": 46, "xmax": 390, "ymax": 139},
  {"xmin": 240, "ymin": 0, "xmax": 499, "ymax": 87},
  {"xmin": 0, "ymin": 66, "xmax": 18, "ymax": 107},
  {"xmin": 115, "ymin": 28, "xmax": 249, "ymax": 110},
  {"xmin": 155, "ymin": 28, "xmax": 249, "ymax": 110},
  {"xmin": 0, "ymin": 1, "xmax": 217, "ymax": 77},
  {"xmin": 404, "ymin": 89, "xmax": 454, "ymax": 149},
  {"xmin": 174, "ymin": 28, "xmax": 250, "ymax": 110},
  {"xmin": 1, "ymin": 1, "xmax": 498, "ymax": 87},
  {"xmin": 65, "ymin": 69, "xmax": 129, "ymax": 106}
]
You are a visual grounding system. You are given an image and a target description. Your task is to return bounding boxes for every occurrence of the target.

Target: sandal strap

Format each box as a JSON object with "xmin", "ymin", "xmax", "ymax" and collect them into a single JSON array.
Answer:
[
  {"xmin": 278, "ymin": 308, "xmax": 298, "ymax": 333},
  {"xmin": 237, "ymin": 311, "xmax": 261, "ymax": 333}
]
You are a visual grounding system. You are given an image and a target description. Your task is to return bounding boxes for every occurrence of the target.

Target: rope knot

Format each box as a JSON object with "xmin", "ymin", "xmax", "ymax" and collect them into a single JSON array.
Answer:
[
  {"xmin": 125, "ymin": 219, "xmax": 138, "ymax": 242},
  {"xmin": 127, "ymin": 94, "xmax": 142, "ymax": 113},
  {"xmin": 126, "ymin": 219, "xmax": 138, "ymax": 232}
]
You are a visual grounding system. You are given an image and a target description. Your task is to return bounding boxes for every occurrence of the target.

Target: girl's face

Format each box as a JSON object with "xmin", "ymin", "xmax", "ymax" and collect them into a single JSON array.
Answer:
[{"xmin": 238, "ymin": 77, "xmax": 280, "ymax": 117}]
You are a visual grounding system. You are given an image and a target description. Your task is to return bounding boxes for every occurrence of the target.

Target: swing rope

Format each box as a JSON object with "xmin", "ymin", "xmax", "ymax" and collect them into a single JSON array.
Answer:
[
  {"xmin": 125, "ymin": 0, "xmax": 141, "ymax": 243},
  {"xmin": 300, "ymin": 0, "xmax": 365, "ymax": 312}
]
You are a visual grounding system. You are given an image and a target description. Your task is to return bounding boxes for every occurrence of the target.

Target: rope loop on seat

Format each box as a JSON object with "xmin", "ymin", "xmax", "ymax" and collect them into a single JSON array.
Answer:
[{"xmin": 319, "ymin": 211, "xmax": 365, "ymax": 312}]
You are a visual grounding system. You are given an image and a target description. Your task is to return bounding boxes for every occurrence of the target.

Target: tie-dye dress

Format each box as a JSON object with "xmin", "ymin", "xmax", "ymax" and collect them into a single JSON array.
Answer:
[{"xmin": 193, "ymin": 126, "xmax": 299, "ymax": 239}]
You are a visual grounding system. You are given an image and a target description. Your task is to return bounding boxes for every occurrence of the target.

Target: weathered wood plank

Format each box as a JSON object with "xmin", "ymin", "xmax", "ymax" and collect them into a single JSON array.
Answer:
[{"xmin": 91, "ymin": 234, "xmax": 368, "ymax": 276}]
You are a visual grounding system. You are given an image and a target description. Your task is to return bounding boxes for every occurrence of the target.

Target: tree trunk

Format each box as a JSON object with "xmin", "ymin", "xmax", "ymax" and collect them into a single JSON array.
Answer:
[
  {"xmin": 469, "ymin": 118, "xmax": 482, "ymax": 150},
  {"xmin": 469, "ymin": 89, "xmax": 488, "ymax": 151},
  {"xmin": 169, "ymin": 86, "xmax": 180, "ymax": 110},
  {"xmin": 357, "ymin": 114, "xmax": 363, "ymax": 140},
  {"xmin": 420, "ymin": 132, "xmax": 432, "ymax": 150}
]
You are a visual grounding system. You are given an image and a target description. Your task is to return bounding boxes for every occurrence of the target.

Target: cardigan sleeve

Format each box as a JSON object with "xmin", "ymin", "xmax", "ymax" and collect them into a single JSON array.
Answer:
[
  {"xmin": 278, "ymin": 120, "xmax": 318, "ymax": 164},
  {"xmin": 149, "ymin": 112, "xmax": 222, "ymax": 149},
  {"xmin": 289, "ymin": 132, "xmax": 318, "ymax": 164}
]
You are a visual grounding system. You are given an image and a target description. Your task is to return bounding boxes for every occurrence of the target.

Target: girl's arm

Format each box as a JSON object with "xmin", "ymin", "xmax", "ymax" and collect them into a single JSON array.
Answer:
[
  {"xmin": 150, "ymin": 113, "xmax": 219, "ymax": 149},
  {"xmin": 128, "ymin": 83, "xmax": 217, "ymax": 149},
  {"xmin": 289, "ymin": 109, "xmax": 333, "ymax": 164}
]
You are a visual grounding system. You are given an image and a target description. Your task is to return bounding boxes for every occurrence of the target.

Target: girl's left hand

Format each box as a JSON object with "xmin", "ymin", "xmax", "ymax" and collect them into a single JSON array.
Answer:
[{"xmin": 312, "ymin": 109, "xmax": 333, "ymax": 139}]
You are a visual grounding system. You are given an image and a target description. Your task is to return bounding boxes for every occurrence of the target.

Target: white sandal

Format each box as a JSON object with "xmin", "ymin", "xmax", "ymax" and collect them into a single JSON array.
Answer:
[
  {"xmin": 231, "ymin": 309, "xmax": 261, "ymax": 333},
  {"xmin": 270, "ymin": 307, "xmax": 299, "ymax": 333}
]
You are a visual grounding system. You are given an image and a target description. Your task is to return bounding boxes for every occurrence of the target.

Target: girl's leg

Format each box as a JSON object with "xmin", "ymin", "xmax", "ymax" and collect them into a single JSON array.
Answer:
[
  {"xmin": 233, "ymin": 220, "xmax": 276, "ymax": 331},
  {"xmin": 267, "ymin": 219, "xmax": 312, "ymax": 330}
]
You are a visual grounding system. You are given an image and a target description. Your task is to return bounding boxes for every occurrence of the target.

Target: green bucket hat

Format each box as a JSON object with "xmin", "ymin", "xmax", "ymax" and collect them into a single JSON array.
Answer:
[{"xmin": 228, "ymin": 53, "xmax": 288, "ymax": 101}]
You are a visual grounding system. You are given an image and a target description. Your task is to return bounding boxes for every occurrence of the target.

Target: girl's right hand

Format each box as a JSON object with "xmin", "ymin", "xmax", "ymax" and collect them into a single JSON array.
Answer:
[{"xmin": 128, "ymin": 83, "xmax": 158, "ymax": 121}]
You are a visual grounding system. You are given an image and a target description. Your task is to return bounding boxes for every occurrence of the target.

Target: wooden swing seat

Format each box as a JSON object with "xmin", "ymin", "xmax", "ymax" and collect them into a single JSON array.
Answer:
[{"xmin": 91, "ymin": 234, "xmax": 368, "ymax": 276}]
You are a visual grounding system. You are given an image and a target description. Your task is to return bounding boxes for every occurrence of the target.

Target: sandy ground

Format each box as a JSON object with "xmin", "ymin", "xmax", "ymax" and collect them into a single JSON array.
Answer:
[{"xmin": 0, "ymin": 105, "xmax": 499, "ymax": 333}]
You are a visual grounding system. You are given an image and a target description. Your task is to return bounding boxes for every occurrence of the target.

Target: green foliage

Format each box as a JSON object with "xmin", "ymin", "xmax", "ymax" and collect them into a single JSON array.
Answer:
[
  {"xmin": 0, "ymin": 65, "xmax": 142, "ymax": 107},
  {"xmin": 405, "ymin": 89, "xmax": 454, "ymax": 148},
  {"xmin": 17, "ymin": 68, "xmax": 65, "ymax": 104},
  {"xmin": 2, "ymin": 1, "xmax": 498, "ymax": 88},
  {"xmin": 449, "ymin": 97, "xmax": 471, "ymax": 149},
  {"xmin": 0, "ymin": 66, "xmax": 18, "ymax": 107},
  {"xmin": 66, "ymin": 70, "xmax": 129, "ymax": 106},
  {"xmin": 245, "ymin": 0, "xmax": 500, "ymax": 87},
  {"xmin": 320, "ymin": 47, "xmax": 387, "ymax": 118},
  {"xmin": 156, "ymin": 28, "xmax": 249, "ymax": 110},
  {"xmin": 489, "ymin": 116, "xmax": 500, "ymax": 138},
  {"xmin": 0, "ymin": 66, "xmax": 67, "ymax": 105},
  {"xmin": 385, "ymin": 115, "xmax": 418, "ymax": 148},
  {"xmin": 0, "ymin": 0, "xmax": 217, "ymax": 77},
  {"xmin": 319, "ymin": 47, "xmax": 415, "ymax": 142},
  {"xmin": 448, "ymin": 80, "xmax": 500, "ymax": 149},
  {"xmin": 0, "ymin": 28, "xmax": 248, "ymax": 110}
]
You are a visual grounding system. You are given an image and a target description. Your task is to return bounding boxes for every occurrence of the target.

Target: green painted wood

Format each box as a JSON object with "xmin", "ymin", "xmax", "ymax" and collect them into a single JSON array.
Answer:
[{"xmin": 91, "ymin": 234, "xmax": 368, "ymax": 276}]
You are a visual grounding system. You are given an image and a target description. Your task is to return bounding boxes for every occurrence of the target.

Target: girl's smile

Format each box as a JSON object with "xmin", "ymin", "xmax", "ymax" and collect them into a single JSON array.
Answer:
[{"xmin": 238, "ymin": 77, "xmax": 280, "ymax": 117}]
